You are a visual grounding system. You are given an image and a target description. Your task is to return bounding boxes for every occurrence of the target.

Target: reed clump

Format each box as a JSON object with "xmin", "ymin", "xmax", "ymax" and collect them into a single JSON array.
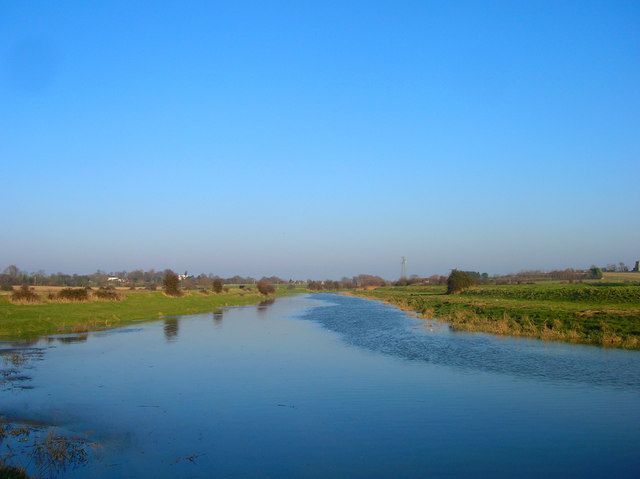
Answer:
[
  {"xmin": 10, "ymin": 285, "xmax": 40, "ymax": 303},
  {"xmin": 94, "ymin": 286, "xmax": 120, "ymax": 301},
  {"xmin": 57, "ymin": 288, "xmax": 90, "ymax": 301}
]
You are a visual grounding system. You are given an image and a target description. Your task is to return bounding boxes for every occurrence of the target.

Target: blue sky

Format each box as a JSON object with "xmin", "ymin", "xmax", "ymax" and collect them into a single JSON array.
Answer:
[{"xmin": 1, "ymin": 1, "xmax": 639, "ymax": 278}]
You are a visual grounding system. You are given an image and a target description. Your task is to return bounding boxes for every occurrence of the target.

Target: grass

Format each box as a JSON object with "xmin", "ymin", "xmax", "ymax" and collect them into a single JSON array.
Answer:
[
  {"xmin": 0, "ymin": 286, "xmax": 306, "ymax": 340},
  {"xmin": 602, "ymin": 271, "xmax": 640, "ymax": 282},
  {"xmin": 350, "ymin": 282, "xmax": 640, "ymax": 349}
]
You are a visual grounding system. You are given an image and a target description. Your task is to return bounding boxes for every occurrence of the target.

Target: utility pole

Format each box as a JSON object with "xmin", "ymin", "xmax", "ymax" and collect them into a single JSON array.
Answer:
[{"xmin": 401, "ymin": 257, "xmax": 407, "ymax": 279}]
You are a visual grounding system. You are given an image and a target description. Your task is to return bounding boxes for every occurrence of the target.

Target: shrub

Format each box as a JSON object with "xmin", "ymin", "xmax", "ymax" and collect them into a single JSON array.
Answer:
[
  {"xmin": 145, "ymin": 283, "xmax": 157, "ymax": 291},
  {"xmin": 588, "ymin": 266, "xmax": 603, "ymax": 280},
  {"xmin": 257, "ymin": 279, "xmax": 275, "ymax": 296},
  {"xmin": 94, "ymin": 286, "xmax": 119, "ymax": 300},
  {"xmin": 11, "ymin": 284, "xmax": 39, "ymax": 302},
  {"xmin": 58, "ymin": 288, "xmax": 89, "ymax": 301},
  {"xmin": 446, "ymin": 270, "xmax": 474, "ymax": 294},
  {"xmin": 212, "ymin": 279, "xmax": 223, "ymax": 293},
  {"xmin": 163, "ymin": 270, "xmax": 181, "ymax": 296},
  {"xmin": 1, "ymin": 284, "xmax": 14, "ymax": 292}
]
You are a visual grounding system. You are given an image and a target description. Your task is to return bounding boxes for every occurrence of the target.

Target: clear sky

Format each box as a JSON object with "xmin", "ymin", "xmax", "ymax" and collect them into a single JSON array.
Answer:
[{"xmin": 1, "ymin": 1, "xmax": 639, "ymax": 279}]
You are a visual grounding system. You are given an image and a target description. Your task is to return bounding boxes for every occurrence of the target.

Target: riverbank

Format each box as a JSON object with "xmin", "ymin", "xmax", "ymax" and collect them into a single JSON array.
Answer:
[
  {"xmin": 350, "ymin": 283, "xmax": 640, "ymax": 349},
  {"xmin": 0, "ymin": 287, "xmax": 306, "ymax": 340}
]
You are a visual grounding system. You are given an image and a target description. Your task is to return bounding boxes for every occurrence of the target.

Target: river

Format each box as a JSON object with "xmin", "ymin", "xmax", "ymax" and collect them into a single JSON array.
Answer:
[{"xmin": 1, "ymin": 293, "xmax": 639, "ymax": 478}]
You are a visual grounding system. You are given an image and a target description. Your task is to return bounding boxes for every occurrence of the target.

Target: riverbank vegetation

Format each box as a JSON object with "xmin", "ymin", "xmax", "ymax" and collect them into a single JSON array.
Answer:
[
  {"xmin": 351, "ymin": 282, "xmax": 640, "ymax": 349},
  {"xmin": 0, "ymin": 286, "xmax": 305, "ymax": 340}
]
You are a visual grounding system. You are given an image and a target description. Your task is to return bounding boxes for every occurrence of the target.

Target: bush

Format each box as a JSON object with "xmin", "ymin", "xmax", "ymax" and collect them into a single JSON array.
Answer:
[
  {"xmin": 446, "ymin": 270, "xmax": 474, "ymax": 294},
  {"xmin": 145, "ymin": 283, "xmax": 158, "ymax": 291},
  {"xmin": 58, "ymin": 288, "xmax": 89, "ymax": 301},
  {"xmin": 257, "ymin": 279, "xmax": 275, "ymax": 296},
  {"xmin": 163, "ymin": 270, "xmax": 181, "ymax": 296},
  {"xmin": 212, "ymin": 279, "xmax": 223, "ymax": 293},
  {"xmin": 94, "ymin": 286, "xmax": 119, "ymax": 300},
  {"xmin": 11, "ymin": 284, "xmax": 39, "ymax": 302},
  {"xmin": 1, "ymin": 283, "xmax": 14, "ymax": 291},
  {"xmin": 588, "ymin": 266, "xmax": 603, "ymax": 280}
]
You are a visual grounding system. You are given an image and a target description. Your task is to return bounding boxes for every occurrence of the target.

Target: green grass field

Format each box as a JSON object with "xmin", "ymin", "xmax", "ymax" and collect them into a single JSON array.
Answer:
[
  {"xmin": 351, "ymin": 282, "xmax": 640, "ymax": 349},
  {"xmin": 0, "ymin": 286, "xmax": 306, "ymax": 340}
]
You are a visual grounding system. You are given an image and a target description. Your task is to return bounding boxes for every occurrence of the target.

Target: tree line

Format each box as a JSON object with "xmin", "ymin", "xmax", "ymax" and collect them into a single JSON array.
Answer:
[
  {"xmin": 0, "ymin": 265, "xmax": 294, "ymax": 290},
  {"xmin": 307, "ymin": 274, "xmax": 387, "ymax": 291},
  {"xmin": 2, "ymin": 259, "xmax": 635, "ymax": 294}
]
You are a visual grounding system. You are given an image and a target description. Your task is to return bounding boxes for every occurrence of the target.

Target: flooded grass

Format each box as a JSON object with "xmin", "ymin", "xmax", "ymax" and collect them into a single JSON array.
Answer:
[
  {"xmin": 1, "ymin": 417, "xmax": 92, "ymax": 479},
  {"xmin": 0, "ymin": 463, "xmax": 30, "ymax": 478}
]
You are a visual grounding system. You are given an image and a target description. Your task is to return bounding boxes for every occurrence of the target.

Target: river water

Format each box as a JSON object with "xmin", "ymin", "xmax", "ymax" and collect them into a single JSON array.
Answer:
[{"xmin": 1, "ymin": 293, "xmax": 639, "ymax": 478}]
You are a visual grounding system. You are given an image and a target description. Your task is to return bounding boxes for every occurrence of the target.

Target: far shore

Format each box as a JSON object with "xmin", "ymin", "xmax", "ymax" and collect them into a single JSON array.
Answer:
[{"xmin": 0, "ymin": 286, "xmax": 305, "ymax": 341}]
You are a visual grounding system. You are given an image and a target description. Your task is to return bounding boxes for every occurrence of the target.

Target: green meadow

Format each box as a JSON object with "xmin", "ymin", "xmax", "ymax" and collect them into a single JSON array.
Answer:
[
  {"xmin": 351, "ymin": 282, "xmax": 640, "ymax": 349},
  {"xmin": 0, "ymin": 287, "xmax": 306, "ymax": 340}
]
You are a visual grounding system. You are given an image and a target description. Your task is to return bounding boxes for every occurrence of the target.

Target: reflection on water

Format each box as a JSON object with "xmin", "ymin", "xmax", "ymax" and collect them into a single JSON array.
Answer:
[
  {"xmin": 259, "ymin": 299, "xmax": 275, "ymax": 308},
  {"xmin": 257, "ymin": 298, "xmax": 275, "ymax": 315},
  {"xmin": 0, "ymin": 347, "xmax": 43, "ymax": 391},
  {"xmin": 55, "ymin": 334, "xmax": 88, "ymax": 344},
  {"xmin": 163, "ymin": 319, "xmax": 179, "ymax": 341},
  {"xmin": 0, "ymin": 294, "xmax": 639, "ymax": 478}
]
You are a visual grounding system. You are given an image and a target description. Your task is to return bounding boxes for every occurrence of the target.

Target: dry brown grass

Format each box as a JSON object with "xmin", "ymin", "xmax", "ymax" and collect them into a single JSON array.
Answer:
[
  {"xmin": 602, "ymin": 271, "xmax": 640, "ymax": 282},
  {"xmin": 394, "ymin": 304, "xmax": 616, "ymax": 347}
]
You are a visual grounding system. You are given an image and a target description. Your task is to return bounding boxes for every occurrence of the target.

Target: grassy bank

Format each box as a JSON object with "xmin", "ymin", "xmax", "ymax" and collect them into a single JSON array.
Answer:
[
  {"xmin": 0, "ymin": 287, "xmax": 306, "ymax": 340},
  {"xmin": 351, "ymin": 283, "xmax": 640, "ymax": 349}
]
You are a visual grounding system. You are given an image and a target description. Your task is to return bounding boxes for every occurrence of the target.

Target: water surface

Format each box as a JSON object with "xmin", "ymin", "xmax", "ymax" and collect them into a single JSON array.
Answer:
[{"xmin": 1, "ymin": 294, "xmax": 639, "ymax": 478}]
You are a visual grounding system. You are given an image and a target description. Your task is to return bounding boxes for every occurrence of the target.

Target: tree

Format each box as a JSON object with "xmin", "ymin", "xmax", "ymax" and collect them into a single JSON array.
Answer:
[
  {"xmin": 257, "ymin": 279, "xmax": 275, "ymax": 296},
  {"xmin": 446, "ymin": 270, "xmax": 474, "ymax": 294},
  {"xmin": 3, "ymin": 265, "xmax": 20, "ymax": 278},
  {"xmin": 588, "ymin": 266, "xmax": 603, "ymax": 280},
  {"xmin": 163, "ymin": 270, "xmax": 181, "ymax": 296},
  {"xmin": 2, "ymin": 265, "xmax": 22, "ymax": 285},
  {"xmin": 127, "ymin": 269, "xmax": 145, "ymax": 284},
  {"xmin": 212, "ymin": 278, "xmax": 223, "ymax": 293}
]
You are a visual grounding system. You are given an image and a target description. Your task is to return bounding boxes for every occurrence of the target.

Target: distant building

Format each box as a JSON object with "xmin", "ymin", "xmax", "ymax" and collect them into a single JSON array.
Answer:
[{"xmin": 107, "ymin": 277, "xmax": 124, "ymax": 283}]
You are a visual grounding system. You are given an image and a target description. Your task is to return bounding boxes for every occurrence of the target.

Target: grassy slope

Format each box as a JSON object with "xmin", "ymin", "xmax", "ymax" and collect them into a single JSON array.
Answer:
[
  {"xmin": 0, "ymin": 287, "xmax": 306, "ymax": 340},
  {"xmin": 351, "ymin": 282, "xmax": 640, "ymax": 349}
]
